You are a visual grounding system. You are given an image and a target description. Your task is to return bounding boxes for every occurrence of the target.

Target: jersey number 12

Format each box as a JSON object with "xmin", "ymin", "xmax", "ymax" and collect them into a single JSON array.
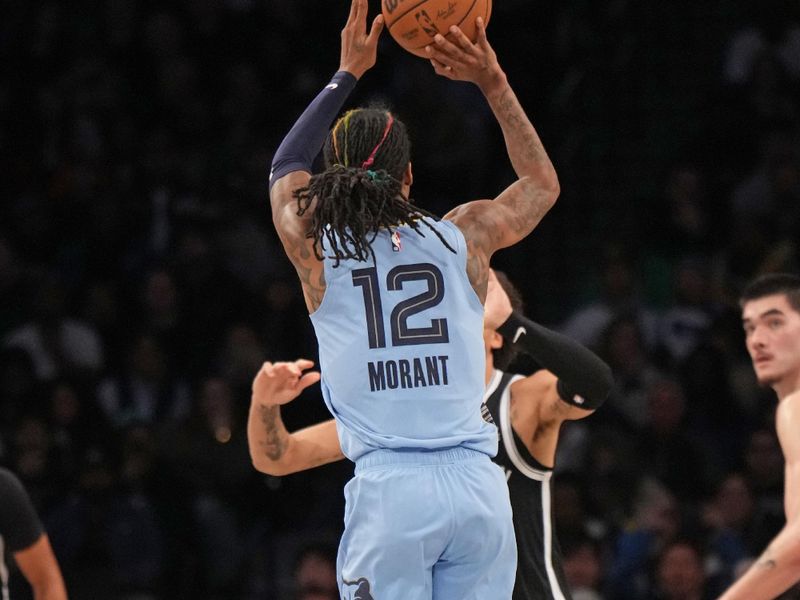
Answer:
[{"xmin": 352, "ymin": 263, "xmax": 449, "ymax": 349}]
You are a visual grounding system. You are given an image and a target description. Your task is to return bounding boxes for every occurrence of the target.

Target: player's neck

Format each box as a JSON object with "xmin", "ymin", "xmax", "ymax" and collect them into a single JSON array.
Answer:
[
  {"xmin": 484, "ymin": 353, "xmax": 495, "ymax": 386},
  {"xmin": 773, "ymin": 369, "xmax": 800, "ymax": 401}
]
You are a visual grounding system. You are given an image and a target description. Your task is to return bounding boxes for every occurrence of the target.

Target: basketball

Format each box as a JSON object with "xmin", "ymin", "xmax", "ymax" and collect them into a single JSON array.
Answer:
[{"xmin": 382, "ymin": 0, "xmax": 492, "ymax": 58}]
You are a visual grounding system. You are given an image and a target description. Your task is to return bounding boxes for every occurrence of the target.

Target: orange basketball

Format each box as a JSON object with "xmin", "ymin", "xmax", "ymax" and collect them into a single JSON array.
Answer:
[{"xmin": 382, "ymin": 0, "xmax": 492, "ymax": 58}]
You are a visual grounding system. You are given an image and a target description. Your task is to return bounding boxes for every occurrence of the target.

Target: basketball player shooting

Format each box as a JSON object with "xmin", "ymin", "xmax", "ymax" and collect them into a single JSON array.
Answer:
[
  {"xmin": 268, "ymin": 0, "xmax": 559, "ymax": 597},
  {"xmin": 248, "ymin": 269, "xmax": 614, "ymax": 600}
]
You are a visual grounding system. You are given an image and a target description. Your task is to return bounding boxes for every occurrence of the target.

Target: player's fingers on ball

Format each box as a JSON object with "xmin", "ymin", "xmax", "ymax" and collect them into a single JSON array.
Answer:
[
  {"xmin": 475, "ymin": 16, "xmax": 489, "ymax": 48},
  {"xmin": 368, "ymin": 14, "xmax": 385, "ymax": 40},
  {"xmin": 426, "ymin": 45, "xmax": 458, "ymax": 70},
  {"xmin": 431, "ymin": 59, "xmax": 454, "ymax": 77},
  {"xmin": 434, "ymin": 33, "xmax": 467, "ymax": 61},
  {"xmin": 430, "ymin": 61, "xmax": 455, "ymax": 79},
  {"xmin": 356, "ymin": 0, "xmax": 369, "ymax": 27},
  {"xmin": 448, "ymin": 25, "xmax": 473, "ymax": 50},
  {"xmin": 350, "ymin": 0, "xmax": 363, "ymax": 24}
]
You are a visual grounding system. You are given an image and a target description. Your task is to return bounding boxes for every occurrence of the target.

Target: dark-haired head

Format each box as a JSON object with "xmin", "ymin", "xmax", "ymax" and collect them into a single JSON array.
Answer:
[
  {"xmin": 739, "ymin": 272, "xmax": 800, "ymax": 313},
  {"xmin": 324, "ymin": 107, "xmax": 411, "ymax": 179},
  {"xmin": 294, "ymin": 107, "xmax": 454, "ymax": 265}
]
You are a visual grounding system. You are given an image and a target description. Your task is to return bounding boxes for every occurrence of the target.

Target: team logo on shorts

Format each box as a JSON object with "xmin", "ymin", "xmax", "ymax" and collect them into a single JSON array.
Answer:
[{"xmin": 342, "ymin": 577, "xmax": 374, "ymax": 600}]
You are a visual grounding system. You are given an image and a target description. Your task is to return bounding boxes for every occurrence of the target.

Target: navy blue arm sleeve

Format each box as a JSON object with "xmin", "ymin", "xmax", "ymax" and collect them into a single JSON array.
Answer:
[
  {"xmin": 269, "ymin": 71, "xmax": 358, "ymax": 191},
  {"xmin": 0, "ymin": 468, "xmax": 44, "ymax": 552},
  {"xmin": 497, "ymin": 312, "xmax": 613, "ymax": 409}
]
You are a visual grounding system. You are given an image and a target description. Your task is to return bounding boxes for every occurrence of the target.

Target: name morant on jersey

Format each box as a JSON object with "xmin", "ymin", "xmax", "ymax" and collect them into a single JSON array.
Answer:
[{"xmin": 367, "ymin": 355, "xmax": 450, "ymax": 392}]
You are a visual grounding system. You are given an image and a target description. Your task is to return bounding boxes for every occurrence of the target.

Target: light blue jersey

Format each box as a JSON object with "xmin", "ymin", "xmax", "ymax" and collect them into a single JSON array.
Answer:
[{"xmin": 309, "ymin": 218, "xmax": 497, "ymax": 461}]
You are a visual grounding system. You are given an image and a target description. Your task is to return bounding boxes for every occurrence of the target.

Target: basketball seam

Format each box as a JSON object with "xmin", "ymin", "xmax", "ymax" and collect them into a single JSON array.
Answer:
[
  {"xmin": 407, "ymin": 0, "xmax": 481, "ymax": 49},
  {"xmin": 386, "ymin": 0, "xmax": 435, "ymax": 30}
]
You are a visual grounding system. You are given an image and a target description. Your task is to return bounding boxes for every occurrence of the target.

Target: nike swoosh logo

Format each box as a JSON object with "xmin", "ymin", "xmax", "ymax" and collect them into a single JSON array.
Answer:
[
  {"xmin": 325, "ymin": 83, "xmax": 339, "ymax": 90},
  {"xmin": 512, "ymin": 326, "xmax": 526, "ymax": 343}
]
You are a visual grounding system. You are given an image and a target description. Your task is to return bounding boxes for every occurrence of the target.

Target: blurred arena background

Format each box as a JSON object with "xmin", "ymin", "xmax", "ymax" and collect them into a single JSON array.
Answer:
[{"xmin": 1, "ymin": 0, "xmax": 800, "ymax": 598}]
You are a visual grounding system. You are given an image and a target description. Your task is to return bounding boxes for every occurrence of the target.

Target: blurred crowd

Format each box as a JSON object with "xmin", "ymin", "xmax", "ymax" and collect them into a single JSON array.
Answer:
[{"xmin": 1, "ymin": 0, "xmax": 800, "ymax": 599}]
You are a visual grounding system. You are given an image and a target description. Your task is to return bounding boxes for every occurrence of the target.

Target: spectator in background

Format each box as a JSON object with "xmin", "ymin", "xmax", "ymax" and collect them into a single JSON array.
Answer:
[
  {"xmin": 0, "ymin": 348, "xmax": 39, "ymax": 433},
  {"xmin": 702, "ymin": 472, "xmax": 759, "ymax": 589},
  {"xmin": 723, "ymin": 4, "xmax": 800, "ymax": 123},
  {"xmin": 606, "ymin": 478, "xmax": 684, "ymax": 600},
  {"xmin": 160, "ymin": 376, "xmax": 253, "ymax": 598},
  {"xmin": 96, "ymin": 334, "xmax": 190, "ymax": 430},
  {"xmin": 640, "ymin": 164, "xmax": 722, "ymax": 309},
  {"xmin": 653, "ymin": 540, "xmax": 712, "ymax": 600},
  {"xmin": 0, "ymin": 236, "xmax": 32, "ymax": 337},
  {"xmin": 561, "ymin": 246, "xmax": 659, "ymax": 352},
  {"xmin": 0, "ymin": 466, "xmax": 68, "ymax": 600},
  {"xmin": 8, "ymin": 416, "xmax": 61, "ymax": 512},
  {"xmin": 215, "ymin": 324, "xmax": 266, "ymax": 396},
  {"xmin": 636, "ymin": 377, "xmax": 711, "ymax": 502},
  {"xmin": 658, "ymin": 257, "xmax": 716, "ymax": 366},
  {"xmin": 134, "ymin": 269, "xmax": 185, "ymax": 368},
  {"xmin": 552, "ymin": 472, "xmax": 609, "ymax": 548},
  {"xmin": 4, "ymin": 276, "xmax": 103, "ymax": 383},
  {"xmin": 562, "ymin": 536, "xmax": 605, "ymax": 600},
  {"xmin": 741, "ymin": 428, "xmax": 786, "ymax": 552},
  {"xmin": 731, "ymin": 127, "xmax": 800, "ymax": 246},
  {"xmin": 598, "ymin": 315, "xmax": 663, "ymax": 432},
  {"xmin": 291, "ymin": 542, "xmax": 338, "ymax": 600}
]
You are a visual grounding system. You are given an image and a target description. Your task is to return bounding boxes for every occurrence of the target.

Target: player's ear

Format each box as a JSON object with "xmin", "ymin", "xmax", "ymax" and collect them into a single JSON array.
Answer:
[
  {"xmin": 403, "ymin": 161, "xmax": 413, "ymax": 186},
  {"xmin": 489, "ymin": 330, "xmax": 503, "ymax": 350}
]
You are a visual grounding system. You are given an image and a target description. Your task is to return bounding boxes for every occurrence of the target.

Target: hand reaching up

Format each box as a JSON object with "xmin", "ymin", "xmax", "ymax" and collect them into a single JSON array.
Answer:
[{"xmin": 252, "ymin": 359, "xmax": 321, "ymax": 406}]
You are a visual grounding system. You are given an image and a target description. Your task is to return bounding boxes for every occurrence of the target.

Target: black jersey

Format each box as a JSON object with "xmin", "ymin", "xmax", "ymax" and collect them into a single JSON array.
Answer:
[
  {"xmin": 484, "ymin": 370, "xmax": 572, "ymax": 600},
  {"xmin": 0, "ymin": 468, "xmax": 44, "ymax": 600}
]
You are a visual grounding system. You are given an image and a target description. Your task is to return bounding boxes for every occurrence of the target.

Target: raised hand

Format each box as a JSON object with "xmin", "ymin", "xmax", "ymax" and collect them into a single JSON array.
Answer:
[
  {"xmin": 425, "ymin": 17, "xmax": 504, "ymax": 93},
  {"xmin": 252, "ymin": 359, "xmax": 321, "ymax": 406},
  {"xmin": 339, "ymin": 0, "xmax": 385, "ymax": 79}
]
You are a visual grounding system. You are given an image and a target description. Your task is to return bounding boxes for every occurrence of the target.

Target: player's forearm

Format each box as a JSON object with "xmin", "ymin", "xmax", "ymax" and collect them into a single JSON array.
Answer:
[
  {"xmin": 718, "ymin": 525, "xmax": 800, "ymax": 600},
  {"xmin": 481, "ymin": 74, "xmax": 559, "ymax": 194},
  {"xmin": 32, "ymin": 580, "xmax": 68, "ymax": 600},
  {"xmin": 268, "ymin": 71, "xmax": 357, "ymax": 192},
  {"xmin": 497, "ymin": 312, "xmax": 613, "ymax": 409},
  {"xmin": 247, "ymin": 400, "xmax": 293, "ymax": 475}
]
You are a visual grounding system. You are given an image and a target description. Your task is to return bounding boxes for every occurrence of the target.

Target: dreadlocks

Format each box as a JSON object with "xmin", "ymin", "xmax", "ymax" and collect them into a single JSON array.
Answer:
[{"xmin": 293, "ymin": 108, "xmax": 455, "ymax": 265}]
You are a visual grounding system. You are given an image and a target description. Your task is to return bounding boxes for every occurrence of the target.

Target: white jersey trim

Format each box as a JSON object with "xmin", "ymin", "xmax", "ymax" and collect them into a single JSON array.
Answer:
[{"xmin": 495, "ymin": 369, "xmax": 567, "ymax": 600}]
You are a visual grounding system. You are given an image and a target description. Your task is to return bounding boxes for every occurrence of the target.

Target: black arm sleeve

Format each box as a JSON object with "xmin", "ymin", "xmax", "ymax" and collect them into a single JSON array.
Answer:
[
  {"xmin": 0, "ymin": 468, "xmax": 44, "ymax": 552},
  {"xmin": 496, "ymin": 311, "xmax": 613, "ymax": 409},
  {"xmin": 269, "ymin": 71, "xmax": 357, "ymax": 190}
]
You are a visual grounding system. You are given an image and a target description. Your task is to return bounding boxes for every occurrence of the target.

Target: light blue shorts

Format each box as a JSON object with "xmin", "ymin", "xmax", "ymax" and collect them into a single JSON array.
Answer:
[{"xmin": 338, "ymin": 447, "xmax": 516, "ymax": 600}]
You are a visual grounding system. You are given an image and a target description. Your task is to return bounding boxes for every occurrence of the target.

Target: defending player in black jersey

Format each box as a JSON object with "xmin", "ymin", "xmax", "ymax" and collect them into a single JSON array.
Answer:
[
  {"xmin": 0, "ymin": 467, "xmax": 68, "ymax": 600},
  {"xmin": 480, "ymin": 270, "xmax": 612, "ymax": 599},
  {"xmin": 247, "ymin": 270, "xmax": 613, "ymax": 599}
]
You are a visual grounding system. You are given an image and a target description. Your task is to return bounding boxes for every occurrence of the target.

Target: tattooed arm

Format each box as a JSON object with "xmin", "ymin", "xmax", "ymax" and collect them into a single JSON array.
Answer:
[
  {"xmin": 269, "ymin": 0, "xmax": 383, "ymax": 312},
  {"xmin": 429, "ymin": 19, "xmax": 559, "ymax": 301},
  {"xmin": 247, "ymin": 360, "xmax": 345, "ymax": 476},
  {"xmin": 718, "ymin": 392, "xmax": 800, "ymax": 599}
]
